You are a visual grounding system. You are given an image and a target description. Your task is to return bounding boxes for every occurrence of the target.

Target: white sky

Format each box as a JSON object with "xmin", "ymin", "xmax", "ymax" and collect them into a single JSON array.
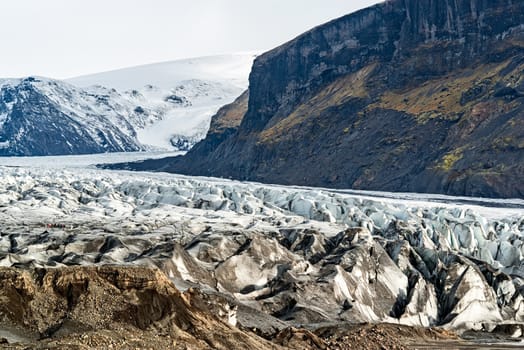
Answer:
[{"xmin": 0, "ymin": 0, "xmax": 380, "ymax": 79}]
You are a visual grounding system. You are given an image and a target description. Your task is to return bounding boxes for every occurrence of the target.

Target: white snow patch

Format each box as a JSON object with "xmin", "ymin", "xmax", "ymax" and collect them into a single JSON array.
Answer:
[{"xmin": 65, "ymin": 54, "xmax": 256, "ymax": 150}]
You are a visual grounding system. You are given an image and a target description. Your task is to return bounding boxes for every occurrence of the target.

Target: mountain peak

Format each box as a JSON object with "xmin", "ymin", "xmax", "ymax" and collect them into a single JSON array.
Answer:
[
  {"xmin": 0, "ymin": 54, "xmax": 255, "ymax": 156},
  {"xmin": 67, "ymin": 53, "xmax": 257, "ymax": 91}
]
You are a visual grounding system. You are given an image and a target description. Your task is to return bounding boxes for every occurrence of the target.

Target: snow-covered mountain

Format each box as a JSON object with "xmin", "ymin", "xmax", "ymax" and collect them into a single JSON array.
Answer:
[
  {"xmin": 0, "ymin": 77, "xmax": 146, "ymax": 155},
  {"xmin": 68, "ymin": 53, "xmax": 254, "ymax": 91},
  {"xmin": 68, "ymin": 53, "xmax": 256, "ymax": 151},
  {"xmin": 0, "ymin": 54, "xmax": 255, "ymax": 156}
]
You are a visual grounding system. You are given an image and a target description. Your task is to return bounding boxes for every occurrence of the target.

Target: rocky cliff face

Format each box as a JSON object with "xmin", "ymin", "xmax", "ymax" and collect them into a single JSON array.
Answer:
[{"xmin": 135, "ymin": 0, "xmax": 524, "ymax": 198}]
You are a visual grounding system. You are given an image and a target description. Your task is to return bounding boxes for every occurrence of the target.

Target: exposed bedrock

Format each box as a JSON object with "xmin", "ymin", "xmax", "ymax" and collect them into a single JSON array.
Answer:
[{"xmin": 132, "ymin": 0, "xmax": 524, "ymax": 198}]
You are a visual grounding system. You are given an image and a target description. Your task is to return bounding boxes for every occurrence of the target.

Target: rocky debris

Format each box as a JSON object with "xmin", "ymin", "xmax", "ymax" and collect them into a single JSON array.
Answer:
[
  {"xmin": 313, "ymin": 323, "xmax": 456, "ymax": 350},
  {"xmin": 0, "ymin": 265, "xmax": 511, "ymax": 350},
  {"xmin": 0, "ymin": 266, "xmax": 281, "ymax": 350},
  {"xmin": 274, "ymin": 327, "xmax": 328, "ymax": 349},
  {"xmin": 130, "ymin": 0, "xmax": 524, "ymax": 199},
  {"xmin": 0, "ymin": 266, "xmax": 509, "ymax": 350}
]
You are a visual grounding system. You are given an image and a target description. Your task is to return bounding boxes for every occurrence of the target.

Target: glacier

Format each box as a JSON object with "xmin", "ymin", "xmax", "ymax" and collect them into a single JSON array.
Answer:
[{"xmin": 0, "ymin": 154, "xmax": 522, "ymax": 336}]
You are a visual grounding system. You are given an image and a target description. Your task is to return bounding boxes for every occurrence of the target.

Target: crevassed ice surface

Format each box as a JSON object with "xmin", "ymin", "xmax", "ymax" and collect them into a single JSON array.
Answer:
[
  {"xmin": 0, "ymin": 163, "xmax": 521, "ymax": 270},
  {"xmin": 0, "ymin": 155, "xmax": 523, "ymax": 332}
]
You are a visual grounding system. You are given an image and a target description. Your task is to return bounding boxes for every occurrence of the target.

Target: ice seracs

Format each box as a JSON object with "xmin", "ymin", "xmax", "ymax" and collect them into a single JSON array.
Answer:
[{"xmin": 0, "ymin": 160, "xmax": 521, "ymax": 334}]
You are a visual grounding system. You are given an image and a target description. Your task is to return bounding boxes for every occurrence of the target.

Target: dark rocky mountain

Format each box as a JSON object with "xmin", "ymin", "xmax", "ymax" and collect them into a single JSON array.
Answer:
[
  {"xmin": 0, "ymin": 77, "xmax": 145, "ymax": 156},
  {"xmin": 122, "ymin": 0, "xmax": 524, "ymax": 199}
]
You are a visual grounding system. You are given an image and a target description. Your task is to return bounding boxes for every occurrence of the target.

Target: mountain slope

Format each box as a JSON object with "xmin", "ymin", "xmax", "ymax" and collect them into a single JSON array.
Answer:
[
  {"xmin": 68, "ymin": 54, "xmax": 255, "ymax": 151},
  {"xmin": 132, "ymin": 0, "xmax": 524, "ymax": 199},
  {"xmin": 0, "ymin": 54, "xmax": 254, "ymax": 156},
  {"xmin": 67, "ymin": 53, "xmax": 255, "ymax": 91},
  {"xmin": 0, "ymin": 77, "xmax": 145, "ymax": 156}
]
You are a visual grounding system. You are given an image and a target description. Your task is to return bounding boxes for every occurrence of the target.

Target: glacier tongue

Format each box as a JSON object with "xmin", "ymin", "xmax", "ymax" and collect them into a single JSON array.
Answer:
[{"xmin": 0, "ymin": 164, "xmax": 522, "ymax": 333}]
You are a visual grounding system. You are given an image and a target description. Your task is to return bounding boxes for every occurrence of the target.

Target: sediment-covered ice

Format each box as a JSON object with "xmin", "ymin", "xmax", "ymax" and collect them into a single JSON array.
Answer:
[{"xmin": 0, "ymin": 164, "xmax": 522, "ymax": 333}]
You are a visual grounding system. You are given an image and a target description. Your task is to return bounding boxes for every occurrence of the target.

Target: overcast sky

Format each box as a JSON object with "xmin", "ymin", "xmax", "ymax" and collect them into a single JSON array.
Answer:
[{"xmin": 0, "ymin": 0, "xmax": 380, "ymax": 79}]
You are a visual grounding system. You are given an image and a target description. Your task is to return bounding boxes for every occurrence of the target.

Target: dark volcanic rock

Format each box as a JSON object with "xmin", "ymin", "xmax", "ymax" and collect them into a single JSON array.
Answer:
[{"xmin": 116, "ymin": 0, "xmax": 524, "ymax": 198}]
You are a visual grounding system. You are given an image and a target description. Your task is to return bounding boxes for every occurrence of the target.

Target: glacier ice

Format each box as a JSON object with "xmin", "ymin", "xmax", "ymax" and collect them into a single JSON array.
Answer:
[{"xmin": 0, "ymin": 163, "xmax": 521, "ymax": 333}]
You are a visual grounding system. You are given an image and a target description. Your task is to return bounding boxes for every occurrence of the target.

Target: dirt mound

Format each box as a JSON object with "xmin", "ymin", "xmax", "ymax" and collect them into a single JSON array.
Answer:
[
  {"xmin": 316, "ymin": 323, "xmax": 457, "ymax": 350},
  {"xmin": 0, "ymin": 266, "xmax": 280, "ymax": 349}
]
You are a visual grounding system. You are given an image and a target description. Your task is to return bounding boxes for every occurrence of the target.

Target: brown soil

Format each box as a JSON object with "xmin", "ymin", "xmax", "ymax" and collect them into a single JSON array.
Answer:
[
  {"xmin": 0, "ymin": 266, "xmax": 281, "ymax": 350},
  {"xmin": 272, "ymin": 323, "xmax": 458, "ymax": 350}
]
